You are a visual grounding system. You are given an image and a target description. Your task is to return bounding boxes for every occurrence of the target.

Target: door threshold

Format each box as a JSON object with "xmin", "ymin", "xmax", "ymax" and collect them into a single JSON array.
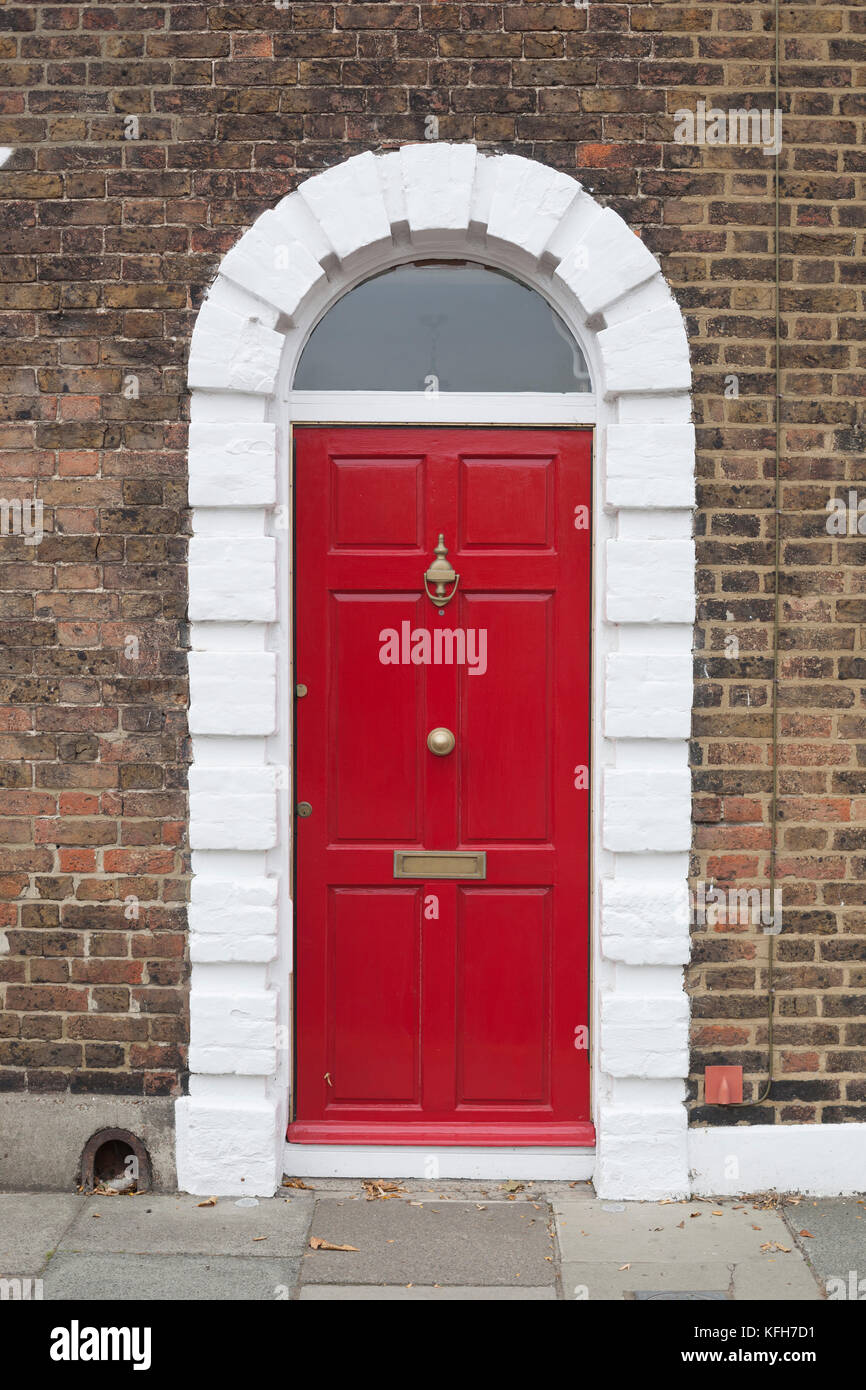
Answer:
[
  {"xmin": 283, "ymin": 1140, "xmax": 596, "ymax": 1182},
  {"xmin": 288, "ymin": 1121, "xmax": 595, "ymax": 1146}
]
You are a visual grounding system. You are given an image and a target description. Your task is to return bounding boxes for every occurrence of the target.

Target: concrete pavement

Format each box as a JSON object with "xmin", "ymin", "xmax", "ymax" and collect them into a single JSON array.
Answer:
[{"xmin": 0, "ymin": 1180, "xmax": 850, "ymax": 1301}]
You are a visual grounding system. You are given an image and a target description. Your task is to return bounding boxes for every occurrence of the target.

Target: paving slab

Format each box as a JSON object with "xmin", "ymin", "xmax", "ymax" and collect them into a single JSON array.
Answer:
[
  {"xmin": 561, "ymin": 1260, "xmax": 733, "ymax": 1301},
  {"xmin": 301, "ymin": 1198, "xmax": 556, "ymax": 1285},
  {"xmin": 299, "ymin": 1284, "xmax": 556, "ymax": 1300},
  {"xmin": 0, "ymin": 1193, "xmax": 85, "ymax": 1276},
  {"xmin": 58, "ymin": 1193, "xmax": 314, "ymax": 1258},
  {"xmin": 731, "ymin": 1258, "xmax": 822, "ymax": 1302},
  {"xmin": 42, "ymin": 1252, "xmax": 301, "ymax": 1301},
  {"xmin": 555, "ymin": 1198, "xmax": 803, "ymax": 1265},
  {"xmin": 782, "ymin": 1197, "xmax": 866, "ymax": 1297}
]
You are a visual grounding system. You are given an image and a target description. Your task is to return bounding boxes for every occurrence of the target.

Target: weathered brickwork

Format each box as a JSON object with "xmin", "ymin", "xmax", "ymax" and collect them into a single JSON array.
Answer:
[{"xmin": 0, "ymin": 2, "xmax": 863, "ymax": 1119}]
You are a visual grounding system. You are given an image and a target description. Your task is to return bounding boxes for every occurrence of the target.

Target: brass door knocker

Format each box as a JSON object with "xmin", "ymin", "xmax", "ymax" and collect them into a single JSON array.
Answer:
[{"xmin": 423, "ymin": 534, "xmax": 459, "ymax": 608}]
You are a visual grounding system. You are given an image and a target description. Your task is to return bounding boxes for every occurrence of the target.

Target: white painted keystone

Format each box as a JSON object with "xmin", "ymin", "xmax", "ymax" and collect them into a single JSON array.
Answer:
[{"xmin": 400, "ymin": 142, "xmax": 477, "ymax": 241}]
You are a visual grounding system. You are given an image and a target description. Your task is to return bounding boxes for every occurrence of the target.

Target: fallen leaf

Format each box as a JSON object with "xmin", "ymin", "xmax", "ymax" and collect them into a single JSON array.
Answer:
[
  {"xmin": 197, "ymin": 1197, "xmax": 218, "ymax": 1208},
  {"xmin": 677, "ymin": 1220, "xmax": 685, "ymax": 1229},
  {"xmin": 309, "ymin": 1237, "xmax": 359, "ymax": 1252},
  {"xmin": 690, "ymin": 1212, "xmax": 701, "ymax": 1219},
  {"xmin": 619, "ymin": 1263, "xmax": 630, "ymax": 1271},
  {"xmin": 252, "ymin": 1236, "xmax": 267, "ymax": 1242},
  {"xmin": 712, "ymin": 1211, "xmax": 723, "ymax": 1217},
  {"xmin": 362, "ymin": 1179, "xmax": 405, "ymax": 1201},
  {"xmin": 281, "ymin": 1178, "xmax": 311, "ymax": 1190},
  {"xmin": 798, "ymin": 1230, "xmax": 814, "ymax": 1238}
]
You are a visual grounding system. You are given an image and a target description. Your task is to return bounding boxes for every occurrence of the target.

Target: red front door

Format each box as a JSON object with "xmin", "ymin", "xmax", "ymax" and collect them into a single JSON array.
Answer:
[{"xmin": 290, "ymin": 426, "xmax": 593, "ymax": 1145}]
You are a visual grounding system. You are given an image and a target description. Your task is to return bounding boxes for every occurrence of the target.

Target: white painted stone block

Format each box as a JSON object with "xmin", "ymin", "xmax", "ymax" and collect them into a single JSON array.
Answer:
[
  {"xmin": 188, "ymin": 422, "xmax": 277, "ymax": 508},
  {"xmin": 189, "ymin": 767, "xmax": 277, "ymax": 851},
  {"xmin": 598, "ymin": 302, "xmax": 691, "ymax": 395},
  {"xmin": 188, "ymin": 537, "xmax": 276, "ymax": 622},
  {"xmin": 176, "ymin": 1094, "xmax": 281, "ymax": 1196},
  {"xmin": 189, "ymin": 651, "xmax": 277, "ymax": 736},
  {"xmin": 606, "ymin": 423, "xmax": 696, "ymax": 509},
  {"xmin": 556, "ymin": 207, "xmax": 661, "ymax": 318},
  {"xmin": 188, "ymin": 299, "xmax": 283, "ymax": 395},
  {"xmin": 595, "ymin": 1103, "xmax": 689, "ymax": 1200},
  {"xmin": 486, "ymin": 154, "xmax": 579, "ymax": 260},
  {"xmin": 690, "ymin": 1124, "xmax": 866, "ymax": 1198},
  {"xmin": 189, "ymin": 877, "xmax": 278, "ymax": 964},
  {"xmin": 600, "ymin": 994, "xmax": 689, "ymax": 1078},
  {"xmin": 601, "ymin": 879, "xmax": 690, "ymax": 965},
  {"xmin": 400, "ymin": 142, "xmax": 477, "ymax": 241},
  {"xmin": 219, "ymin": 211, "xmax": 326, "ymax": 323},
  {"xmin": 270, "ymin": 190, "xmax": 335, "ymax": 268},
  {"xmin": 189, "ymin": 989, "xmax": 276, "ymax": 1075},
  {"xmin": 603, "ymin": 768, "xmax": 692, "ymax": 852},
  {"xmin": 376, "ymin": 148, "xmax": 408, "ymax": 229},
  {"xmin": 299, "ymin": 150, "xmax": 392, "ymax": 263},
  {"xmin": 605, "ymin": 652, "xmax": 693, "ymax": 739},
  {"xmin": 606, "ymin": 539, "xmax": 695, "ymax": 624}
]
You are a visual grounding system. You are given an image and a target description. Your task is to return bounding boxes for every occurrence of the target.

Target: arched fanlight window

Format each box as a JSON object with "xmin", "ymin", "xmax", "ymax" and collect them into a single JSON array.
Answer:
[{"xmin": 294, "ymin": 262, "xmax": 591, "ymax": 393}]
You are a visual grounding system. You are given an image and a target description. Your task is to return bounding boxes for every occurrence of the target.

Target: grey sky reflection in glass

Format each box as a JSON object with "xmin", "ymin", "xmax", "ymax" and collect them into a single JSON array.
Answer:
[{"xmin": 294, "ymin": 262, "xmax": 592, "ymax": 393}]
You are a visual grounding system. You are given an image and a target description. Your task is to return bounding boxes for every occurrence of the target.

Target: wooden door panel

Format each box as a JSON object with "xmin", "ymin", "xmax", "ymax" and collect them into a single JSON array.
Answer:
[
  {"xmin": 328, "ymin": 887, "xmax": 421, "ymax": 1106},
  {"xmin": 459, "ymin": 592, "xmax": 552, "ymax": 844},
  {"xmin": 330, "ymin": 593, "xmax": 424, "ymax": 842},
  {"xmin": 456, "ymin": 887, "xmax": 550, "ymax": 1105},
  {"xmin": 331, "ymin": 455, "xmax": 424, "ymax": 550},
  {"xmin": 459, "ymin": 455, "xmax": 554, "ymax": 550}
]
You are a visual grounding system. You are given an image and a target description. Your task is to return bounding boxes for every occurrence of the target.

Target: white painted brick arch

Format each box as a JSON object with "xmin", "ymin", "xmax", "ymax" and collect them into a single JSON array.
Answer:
[{"xmin": 179, "ymin": 144, "xmax": 696, "ymax": 1199}]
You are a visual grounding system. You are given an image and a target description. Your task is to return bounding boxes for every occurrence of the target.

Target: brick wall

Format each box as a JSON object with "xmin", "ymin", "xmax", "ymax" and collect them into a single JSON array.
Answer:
[{"xmin": 0, "ymin": 1, "xmax": 863, "ymax": 1120}]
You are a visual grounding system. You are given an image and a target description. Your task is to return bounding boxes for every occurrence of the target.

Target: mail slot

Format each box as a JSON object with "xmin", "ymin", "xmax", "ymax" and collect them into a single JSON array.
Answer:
[{"xmin": 393, "ymin": 851, "xmax": 487, "ymax": 880}]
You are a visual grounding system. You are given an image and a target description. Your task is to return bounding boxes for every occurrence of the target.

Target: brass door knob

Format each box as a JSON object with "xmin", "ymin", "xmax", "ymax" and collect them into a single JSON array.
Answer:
[{"xmin": 427, "ymin": 727, "xmax": 455, "ymax": 756}]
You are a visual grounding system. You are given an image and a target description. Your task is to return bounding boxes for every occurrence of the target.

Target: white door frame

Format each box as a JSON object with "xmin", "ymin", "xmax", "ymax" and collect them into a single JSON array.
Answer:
[{"xmin": 178, "ymin": 144, "xmax": 696, "ymax": 1199}]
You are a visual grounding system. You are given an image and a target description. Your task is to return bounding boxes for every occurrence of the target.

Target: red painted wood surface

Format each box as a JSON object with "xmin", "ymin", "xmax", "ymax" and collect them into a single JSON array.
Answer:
[{"xmin": 289, "ymin": 427, "xmax": 593, "ymax": 1146}]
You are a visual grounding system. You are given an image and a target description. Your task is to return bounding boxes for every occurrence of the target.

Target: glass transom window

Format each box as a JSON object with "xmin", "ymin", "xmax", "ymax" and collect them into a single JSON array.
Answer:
[{"xmin": 294, "ymin": 262, "xmax": 591, "ymax": 393}]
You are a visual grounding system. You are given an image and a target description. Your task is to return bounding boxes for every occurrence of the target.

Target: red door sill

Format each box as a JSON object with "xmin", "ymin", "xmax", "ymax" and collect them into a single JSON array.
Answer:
[{"xmin": 287, "ymin": 1121, "xmax": 596, "ymax": 1146}]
